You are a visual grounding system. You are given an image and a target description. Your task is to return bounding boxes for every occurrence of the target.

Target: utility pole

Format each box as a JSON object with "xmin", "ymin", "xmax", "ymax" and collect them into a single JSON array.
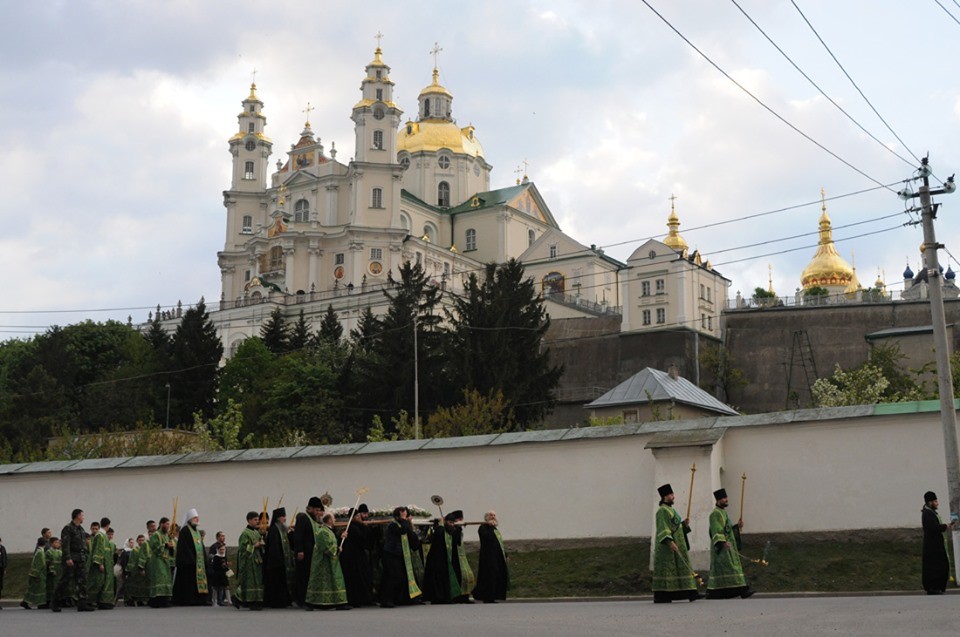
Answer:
[
  {"xmin": 164, "ymin": 382, "xmax": 172, "ymax": 429},
  {"xmin": 413, "ymin": 311, "xmax": 420, "ymax": 440},
  {"xmin": 901, "ymin": 157, "xmax": 959, "ymax": 581}
]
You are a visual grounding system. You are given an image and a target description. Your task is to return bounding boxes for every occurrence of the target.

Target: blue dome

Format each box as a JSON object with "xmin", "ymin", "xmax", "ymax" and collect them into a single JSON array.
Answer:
[
  {"xmin": 947, "ymin": 266, "xmax": 956, "ymax": 280},
  {"xmin": 903, "ymin": 265, "xmax": 914, "ymax": 279}
]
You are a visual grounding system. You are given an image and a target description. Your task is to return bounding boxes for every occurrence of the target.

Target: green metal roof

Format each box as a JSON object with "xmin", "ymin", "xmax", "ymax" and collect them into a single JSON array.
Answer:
[{"xmin": 448, "ymin": 183, "xmax": 530, "ymax": 214}]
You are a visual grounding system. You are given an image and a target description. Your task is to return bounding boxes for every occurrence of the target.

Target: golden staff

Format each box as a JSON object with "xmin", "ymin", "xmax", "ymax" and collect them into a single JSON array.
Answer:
[
  {"xmin": 289, "ymin": 507, "xmax": 299, "ymax": 530},
  {"xmin": 739, "ymin": 473, "xmax": 747, "ymax": 522},
  {"xmin": 339, "ymin": 487, "xmax": 370, "ymax": 551},
  {"xmin": 685, "ymin": 463, "xmax": 696, "ymax": 520},
  {"xmin": 171, "ymin": 497, "xmax": 179, "ymax": 539}
]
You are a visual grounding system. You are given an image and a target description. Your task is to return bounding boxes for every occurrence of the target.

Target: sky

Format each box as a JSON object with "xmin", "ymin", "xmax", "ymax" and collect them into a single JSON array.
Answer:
[{"xmin": 1, "ymin": 0, "xmax": 959, "ymax": 336}]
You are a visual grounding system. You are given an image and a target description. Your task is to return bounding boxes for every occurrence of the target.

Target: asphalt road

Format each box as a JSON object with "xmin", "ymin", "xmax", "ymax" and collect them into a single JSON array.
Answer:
[{"xmin": 1, "ymin": 596, "xmax": 958, "ymax": 637}]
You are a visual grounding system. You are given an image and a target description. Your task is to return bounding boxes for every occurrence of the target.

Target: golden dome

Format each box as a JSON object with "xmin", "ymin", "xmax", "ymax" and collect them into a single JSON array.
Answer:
[
  {"xmin": 368, "ymin": 47, "xmax": 387, "ymax": 68},
  {"xmin": 801, "ymin": 191, "xmax": 854, "ymax": 289},
  {"xmin": 419, "ymin": 68, "xmax": 452, "ymax": 98},
  {"xmin": 662, "ymin": 196, "xmax": 688, "ymax": 255},
  {"xmin": 397, "ymin": 120, "xmax": 485, "ymax": 158}
]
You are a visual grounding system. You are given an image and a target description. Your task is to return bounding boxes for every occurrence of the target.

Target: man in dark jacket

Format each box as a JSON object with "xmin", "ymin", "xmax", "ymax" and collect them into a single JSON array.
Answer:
[
  {"xmin": 52, "ymin": 508, "xmax": 95, "ymax": 612},
  {"xmin": 922, "ymin": 490, "xmax": 955, "ymax": 594},
  {"xmin": 0, "ymin": 535, "xmax": 7, "ymax": 609}
]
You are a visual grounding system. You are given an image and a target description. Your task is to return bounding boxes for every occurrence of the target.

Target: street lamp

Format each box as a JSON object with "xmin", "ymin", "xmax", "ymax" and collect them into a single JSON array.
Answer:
[{"xmin": 164, "ymin": 382, "xmax": 171, "ymax": 429}]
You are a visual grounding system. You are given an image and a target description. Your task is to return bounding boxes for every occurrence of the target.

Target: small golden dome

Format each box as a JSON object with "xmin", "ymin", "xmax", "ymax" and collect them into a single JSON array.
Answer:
[
  {"xmin": 368, "ymin": 47, "xmax": 387, "ymax": 68},
  {"xmin": 397, "ymin": 120, "xmax": 485, "ymax": 158},
  {"xmin": 801, "ymin": 191, "xmax": 854, "ymax": 289},
  {"xmin": 419, "ymin": 68, "xmax": 452, "ymax": 98},
  {"xmin": 662, "ymin": 196, "xmax": 688, "ymax": 255}
]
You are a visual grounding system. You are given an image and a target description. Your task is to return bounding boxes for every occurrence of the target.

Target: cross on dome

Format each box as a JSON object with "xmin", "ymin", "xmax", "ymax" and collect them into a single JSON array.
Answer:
[
  {"xmin": 375, "ymin": 31, "xmax": 384, "ymax": 50},
  {"xmin": 430, "ymin": 42, "xmax": 443, "ymax": 71},
  {"xmin": 303, "ymin": 101, "xmax": 314, "ymax": 127}
]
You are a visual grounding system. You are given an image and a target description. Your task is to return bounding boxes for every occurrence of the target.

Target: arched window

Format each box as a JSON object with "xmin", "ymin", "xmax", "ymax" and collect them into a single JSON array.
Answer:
[
  {"xmin": 465, "ymin": 228, "xmax": 477, "ymax": 251},
  {"xmin": 241, "ymin": 215, "xmax": 253, "ymax": 233},
  {"xmin": 373, "ymin": 130, "xmax": 384, "ymax": 150},
  {"xmin": 528, "ymin": 229, "xmax": 536, "ymax": 246},
  {"xmin": 423, "ymin": 223, "xmax": 438, "ymax": 244},
  {"xmin": 400, "ymin": 212, "xmax": 411, "ymax": 231},
  {"xmin": 423, "ymin": 99, "xmax": 430, "ymax": 117},
  {"xmin": 269, "ymin": 246, "xmax": 284, "ymax": 269},
  {"xmin": 371, "ymin": 187, "xmax": 383, "ymax": 209},
  {"xmin": 437, "ymin": 181, "xmax": 450, "ymax": 207},
  {"xmin": 294, "ymin": 199, "xmax": 310, "ymax": 223},
  {"xmin": 244, "ymin": 161, "xmax": 255, "ymax": 180}
]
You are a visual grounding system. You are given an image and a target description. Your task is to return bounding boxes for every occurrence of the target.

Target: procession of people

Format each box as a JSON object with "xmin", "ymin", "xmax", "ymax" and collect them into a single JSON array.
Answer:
[
  {"xmin": 8, "ymin": 481, "xmax": 956, "ymax": 611},
  {"xmin": 15, "ymin": 497, "xmax": 511, "ymax": 612}
]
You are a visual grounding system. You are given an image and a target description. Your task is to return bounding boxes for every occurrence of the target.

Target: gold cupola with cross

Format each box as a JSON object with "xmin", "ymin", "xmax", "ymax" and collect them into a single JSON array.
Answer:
[
  {"xmin": 352, "ymin": 33, "xmax": 402, "ymax": 163},
  {"xmin": 228, "ymin": 73, "xmax": 272, "ymax": 192},
  {"xmin": 662, "ymin": 194, "xmax": 689, "ymax": 257},
  {"xmin": 800, "ymin": 188, "xmax": 855, "ymax": 293}
]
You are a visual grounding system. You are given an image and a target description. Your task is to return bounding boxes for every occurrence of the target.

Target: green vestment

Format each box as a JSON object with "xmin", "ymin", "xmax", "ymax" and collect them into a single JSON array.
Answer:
[
  {"xmin": 235, "ymin": 526, "xmax": 264, "ymax": 603},
  {"xmin": 126, "ymin": 546, "xmax": 146, "ymax": 601},
  {"xmin": 443, "ymin": 527, "xmax": 475, "ymax": 598},
  {"xmin": 186, "ymin": 525, "xmax": 209, "ymax": 594},
  {"xmin": 278, "ymin": 523, "xmax": 296, "ymax": 596},
  {"xmin": 88, "ymin": 531, "xmax": 117, "ymax": 604},
  {"xmin": 305, "ymin": 522, "xmax": 347, "ymax": 606},
  {"xmin": 652, "ymin": 504, "xmax": 697, "ymax": 592},
  {"xmin": 707, "ymin": 507, "xmax": 746, "ymax": 590},
  {"xmin": 46, "ymin": 548, "xmax": 62, "ymax": 603},
  {"xmin": 140, "ymin": 531, "xmax": 173, "ymax": 598},
  {"xmin": 23, "ymin": 547, "xmax": 48, "ymax": 606}
]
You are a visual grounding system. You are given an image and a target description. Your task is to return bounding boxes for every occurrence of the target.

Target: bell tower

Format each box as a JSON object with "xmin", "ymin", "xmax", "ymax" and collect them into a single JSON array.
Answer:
[
  {"xmin": 228, "ymin": 80, "xmax": 272, "ymax": 191},
  {"xmin": 351, "ymin": 35, "xmax": 402, "ymax": 163}
]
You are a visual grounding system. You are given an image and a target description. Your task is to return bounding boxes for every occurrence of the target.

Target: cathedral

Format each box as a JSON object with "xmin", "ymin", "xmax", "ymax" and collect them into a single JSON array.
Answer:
[{"xmin": 209, "ymin": 44, "xmax": 729, "ymax": 355}]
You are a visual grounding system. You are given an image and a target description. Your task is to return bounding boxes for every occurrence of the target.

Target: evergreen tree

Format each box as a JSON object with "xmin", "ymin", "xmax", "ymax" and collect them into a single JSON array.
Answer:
[
  {"xmin": 143, "ymin": 313, "xmax": 172, "ymax": 354},
  {"xmin": 316, "ymin": 305, "xmax": 344, "ymax": 346},
  {"xmin": 260, "ymin": 306, "xmax": 289, "ymax": 354},
  {"xmin": 289, "ymin": 309, "xmax": 311, "ymax": 351},
  {"xmin": 350, "ymin": 307, "xmax": 381, "ymax": 352},
  {"xmin": 359, "ymin": 261, "xmax": 445, "ymax": 432},
  {"xmin": 170, "ymin": 298, "xmax": 223, "ymax": 424},
  {"xmin": 445, "ymin": 259, "xmax": 562, "ymax": 428}
]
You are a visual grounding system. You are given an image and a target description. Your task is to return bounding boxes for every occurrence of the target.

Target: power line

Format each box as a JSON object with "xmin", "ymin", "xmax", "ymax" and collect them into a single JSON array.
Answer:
[
  {"xmin": 790, "ymin": 0, "xmax": 923, "ymax": 165},
  {"xmin": 933, "ymin": 0, "xmax": 960, "ymax": 27},
  {"xmin": 639, "ymin": 0, "xmax": 897, "ymax": 192},
  {"xmin": 728, "ymin": 0, "xmax": 916, "ymax": 168}
]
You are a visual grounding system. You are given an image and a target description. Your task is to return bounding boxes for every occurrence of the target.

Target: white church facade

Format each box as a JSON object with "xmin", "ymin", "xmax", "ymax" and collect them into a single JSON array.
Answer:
[{"xmin": 199, "ymin": 44, "xmax": 727, "ymax": 355}]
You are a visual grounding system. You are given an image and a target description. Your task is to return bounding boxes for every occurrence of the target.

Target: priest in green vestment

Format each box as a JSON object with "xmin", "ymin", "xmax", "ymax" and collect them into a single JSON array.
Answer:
[
  {"xmin": 46, "ymin": 538, "xmax": 62, "ymax": 608},
  {"xmin": 21, "ymin": 538, "xmax": 48, "ymax": 609},
  {"xmin": 125, "ymin": 535, "xmax": 147, "ymax": 606},
  {"xmin": 139, "ymin": 518, "xmax": 174, "ymax": 608},
  {"xmin": 233, "ymin": 511, "xmax": 265, "ymax": 610},
  {"xmin": 706, "ymin": 489, "xmax": 753, "ymax": 599},
  {"xmin": 652, "ymin": 483, "xmax": 700, "ymax": 603},
  {"xmin": 305, "ymin": 512, "xmax": 350, "ymax": 610},
  {"xmin": 87, "ymin": 517, "xmax": 117, "ymax": 609}
]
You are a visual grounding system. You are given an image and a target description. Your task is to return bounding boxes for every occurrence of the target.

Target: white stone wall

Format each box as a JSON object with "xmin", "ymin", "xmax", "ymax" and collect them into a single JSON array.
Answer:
[{"xmin": 0, "ymin": 409, "xmax": 951, "ymax": 558}]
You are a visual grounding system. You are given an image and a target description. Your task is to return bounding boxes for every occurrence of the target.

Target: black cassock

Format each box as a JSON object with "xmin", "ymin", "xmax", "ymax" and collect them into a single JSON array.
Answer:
[
  {"xmin": 263, "ymin": 521, "xmax": 292, "ymax": 608},
  {"xmin": 472, "ymin": 524, "xmax": 508, "ymax": 602},
  {"xmin": 422, "ymin": 523, "xmax": 465, "ymax": 604},
  {"xmin": 379, "ymin": 519, "xmax": 420, "ymax": 607},
  {"xmin": 922, "ymin": 505, "xmax": 950, "ymax": 593},
  {"xmin": 340, "ymin": 519, "xmax": 374, "ymax": 607},
  {"xmin": 290, "ymin": 512, "xmax": 316, "ymax": 606},
  {"xmin": 172, "ymin": 525, "xmax": 207, "ymax": 606}
]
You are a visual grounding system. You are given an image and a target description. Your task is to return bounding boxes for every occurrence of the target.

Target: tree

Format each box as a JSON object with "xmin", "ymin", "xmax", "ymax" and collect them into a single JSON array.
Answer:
[
  {"xmin": 811, "ymin": 345, "xmax": 925, "ymax": 407},
  {"xmin": 259, "ymin": 351, "xmax": 344, "ymax": 443},
  {"xmin": 170, "ymin": 298, "xmax": 223, "ymax": 424},
  {"xmin": 261, "ymin": 306, "xmax": 289, "ymax": 354},
  {"xmin": 357, "ymin": 261, "xmax": 444, "ymax": 433},
  {"xmin": 752, "ymin": 287, "xmax": 777, "ymax": 306},
  {"xmin": 288, "ymin": 309, "xmax": 311, "ymax": 351},
  {"xmin": 218, "ymin": 337, "xmax": 276, "ymax": 439},
  {"xmin": 444, "ymin": 259, "xmax": 562, "ymax": 428},
  {"xmin": 699, "ymin": 343, "xmax": 747, "ymax": 405},
  {"xmin": 349, "ymin": 307, "xmax": 380, "ymax": 352},
  {"xmin": 803, "ymin": 286, "xmax": 829, "ymax": 305},
  {"xmin": 316, "ymin": 305, "xmax": 344, "ymax": 346},
  {"xmin": 423, "ymin": 389, "xmax": 512, "ymax": 438}
]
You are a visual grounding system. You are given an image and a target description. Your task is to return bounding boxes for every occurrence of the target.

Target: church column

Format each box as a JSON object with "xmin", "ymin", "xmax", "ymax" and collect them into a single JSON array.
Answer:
[
  {"xmin": 283, "ymin": 244, "xmax": 296, "ymax": 292},
  {"xmin": 349, "ymin": 241, "xmax": 364, "ymax": 289},
  {"xmin": 675, "ymin": 266, "xmax": 687, "ymax": 327},
  {"xmin": 251, "ymin": 250, "xmax": 262, "ymax": 277},
  {"xmin": 221, "ymin": 266, "xmax": 235, "ymax": 304},
  {"xmin": 325, "ymin": 185, "xmax": 339, "ymax": 226},
  {"xmin": 308, "ymin": 244, "xmax": 322, "ymax": 291},
  {"xmin": 498, "ymin": 211, "xmax": 511, "ymax": 262}
]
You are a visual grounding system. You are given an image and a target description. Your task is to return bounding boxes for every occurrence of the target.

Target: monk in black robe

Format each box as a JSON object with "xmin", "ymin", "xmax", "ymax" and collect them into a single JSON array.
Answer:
[
  {"xmin": 472, "ymin": 511, "xmax": 508, "ymax": 603},
  {"xmin": 172, "ymin": 509, "xmax": 208, "ymax": 606},
  {"xmin": 921, "ymin": 490, "xmax": 954, "ymax": 594},
  {"xmin": 263, "ymin": 507, "xmax": 294, "ymax": 608},
  {"xmin": 379, "ymin": 507, "xmax": 422, "ymax": 608},
  {"xmin": 422, "ymin": 510, "xmax": 474, "ymax": 604},
  {"xmin": 340, "ymin": 504, "xmax": 375, "ymax": 607},
  {"xmin": 291, "ymin": 497, "xmax": 324, "ymax": 607}
]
